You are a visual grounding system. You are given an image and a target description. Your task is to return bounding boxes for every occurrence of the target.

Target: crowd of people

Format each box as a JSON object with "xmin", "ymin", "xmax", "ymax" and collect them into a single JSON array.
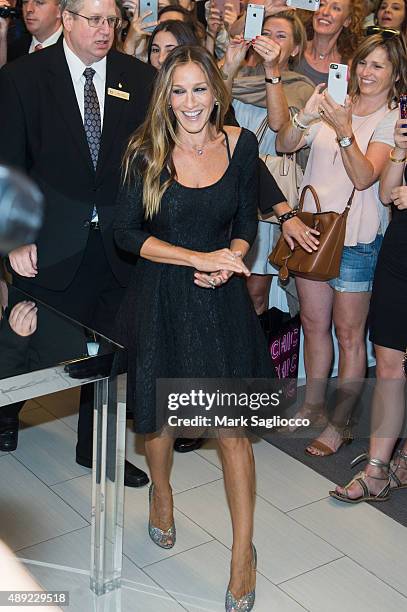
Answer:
[{"xmin": 0, "ymin": 0, "xmax": 406, "ymax": 610}]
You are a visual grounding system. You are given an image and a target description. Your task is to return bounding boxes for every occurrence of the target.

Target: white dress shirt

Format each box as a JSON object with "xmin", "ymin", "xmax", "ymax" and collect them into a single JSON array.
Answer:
[
  {"xmin": 63, "ymin": 39, "xmax": 106, "ymax": 129},
  {"xmin": 29, "ymin": 25, "xmax": 63, "ymax": 53},
  {"xmin": 63, "ymin": 40, "xmax": 106, "ymax": 221}
]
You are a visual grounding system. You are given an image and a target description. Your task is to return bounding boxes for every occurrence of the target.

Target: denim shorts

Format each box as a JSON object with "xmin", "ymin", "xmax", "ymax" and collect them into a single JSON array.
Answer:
[{"xmin": 328, "ymin": 234, "xmax": 383, "ymax": 293}]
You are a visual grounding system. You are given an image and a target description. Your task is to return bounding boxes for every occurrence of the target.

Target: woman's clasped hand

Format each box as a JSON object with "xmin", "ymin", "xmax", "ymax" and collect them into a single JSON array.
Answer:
[{"xmin": 193, "ymin": 249, "xmax": 250, "ymax": 289}]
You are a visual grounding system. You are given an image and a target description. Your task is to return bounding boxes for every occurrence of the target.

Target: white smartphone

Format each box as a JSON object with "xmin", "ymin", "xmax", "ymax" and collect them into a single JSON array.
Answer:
[
  {"xmin": 286, "ymin": 0, "xmax": 320, "ymax": 10},
  {"xmin": 244, "ymin": 4, "xmax": 265, "ymax": 40},
  {"xmin": 139, "ymin": 0, "xmax": 158, "ymax": 32},
  {"xmin": 327, "ymin": 63, "xmax": 349, "ymax": 105}
]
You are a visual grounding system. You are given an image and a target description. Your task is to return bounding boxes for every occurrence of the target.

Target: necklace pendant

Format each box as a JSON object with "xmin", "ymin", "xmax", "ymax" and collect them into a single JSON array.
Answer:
[
  {"xmin": 319, "ymin": 53, "xmax": 325, "ymax": 60},
  {"xmin": 197, "ymin": 148, "xmax": 203, "ymax": 156}
]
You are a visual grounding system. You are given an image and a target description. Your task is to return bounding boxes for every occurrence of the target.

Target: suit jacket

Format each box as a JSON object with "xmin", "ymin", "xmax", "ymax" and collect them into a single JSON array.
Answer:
[
  {"xmin": 0, "ymin": 38, "xmax": 156, "ymax": 290},
  {"xmin": 6, "ymin": 30, "xmax": 31, "ymax": 62}
]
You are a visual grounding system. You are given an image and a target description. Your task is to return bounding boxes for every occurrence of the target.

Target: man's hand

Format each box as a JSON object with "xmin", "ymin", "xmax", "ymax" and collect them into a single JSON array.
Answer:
[
  {"xmin": 9, "ymin": 301, "xmax": 38, "ymax": 336},
  {"xmin": 8, "ymin": 244, "xmax": 38, "ymax": 277}
]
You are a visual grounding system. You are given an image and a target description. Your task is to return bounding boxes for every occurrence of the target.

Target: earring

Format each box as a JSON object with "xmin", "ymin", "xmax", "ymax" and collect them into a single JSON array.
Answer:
[
  {"xmin": 168, "ymin": 104, "xmax": 172, "ymax": 109},
  {"xmin": 215, "ymin": 100, "xmax": 219, "ymax": 106}
]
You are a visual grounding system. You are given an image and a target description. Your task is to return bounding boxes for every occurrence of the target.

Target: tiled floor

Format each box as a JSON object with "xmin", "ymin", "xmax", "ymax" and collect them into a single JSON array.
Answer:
[{"xmin": 1, "ymin": 387, "xmax": 406, "ymax": 612}]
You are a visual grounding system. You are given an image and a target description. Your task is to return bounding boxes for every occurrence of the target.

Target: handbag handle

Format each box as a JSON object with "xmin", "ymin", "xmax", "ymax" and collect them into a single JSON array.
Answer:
[
  {"xmin": 297, "ymin": 185, "xmax": 356, "ymax": 214},
  {"xmin": 297, "ymin": 185, "xmax": 322, "ymax": 213},
  {"xmin": 255, "ymin": 115, "xmax": 269, "ymax": 147}
]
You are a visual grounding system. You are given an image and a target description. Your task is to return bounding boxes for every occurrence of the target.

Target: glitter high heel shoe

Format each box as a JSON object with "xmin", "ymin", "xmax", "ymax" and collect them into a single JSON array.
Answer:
[
  {"xmin": 225, "ymin": 543, "xmax": 257, "ymax": 612},
  {"xmin": 148, "ymin": 483, "xmax": 176, "ymax": 549}
]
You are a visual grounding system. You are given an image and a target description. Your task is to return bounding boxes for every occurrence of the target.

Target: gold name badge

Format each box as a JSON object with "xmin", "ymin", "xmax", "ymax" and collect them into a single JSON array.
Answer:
[{"xmin": 108, "ymin": 87, "xmax": 130, "ymax": 101}]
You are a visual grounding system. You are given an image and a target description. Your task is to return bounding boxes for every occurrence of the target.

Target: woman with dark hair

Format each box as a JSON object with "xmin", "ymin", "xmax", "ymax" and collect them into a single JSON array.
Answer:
[
  {"xmin": 114, "ymin": 45, "xmax": 275, "ymax": 611},
  {"xmin": 147, "ymin": 20, "xmax": 200, "ymax": 68},
  {"xmin": 122, "ymin": 1, "xmax": 204, "ymax": 58},
  {"xmin": 277, "ymin": 33, "xmax": 407, "ymax": 455},
  {"xmin": 375, "ymin": 0, "xmax": 407, "ymax": 32},
  {"xmin": 158, "ymin": 3, "xmax": 206, "ymax": 41}
]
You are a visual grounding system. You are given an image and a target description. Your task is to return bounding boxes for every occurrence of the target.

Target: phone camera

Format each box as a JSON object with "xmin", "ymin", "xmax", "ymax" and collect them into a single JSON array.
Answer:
[
  {"xmin": 0, "ymin": 5, "xmax": 21, "ymax": 18},
  {"xmin": 335, "ymin": 73, "xmax": 341, "ymax": 79}
]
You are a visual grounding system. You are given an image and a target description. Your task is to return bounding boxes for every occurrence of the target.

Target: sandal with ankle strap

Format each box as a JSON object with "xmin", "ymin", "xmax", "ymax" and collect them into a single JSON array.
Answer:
[
  {"xmin": 390, "ymin": 449, "xmax": 407, "ymax": 492},
  {"xmin": 329, "ymin": 453, "xmax": 391, "ymax": 504},
  {"xmin": 305, "ymin": 420, "xmax": 353, "ymax": 457},
  {"xmin": 279, "ymin": 402, "xmax": 328, "ymax": 434}
]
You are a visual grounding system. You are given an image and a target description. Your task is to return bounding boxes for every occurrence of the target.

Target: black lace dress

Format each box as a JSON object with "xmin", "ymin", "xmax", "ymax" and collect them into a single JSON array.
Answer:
[{"xmin": 114, "ymin": 128, "xmax": 275, "ymax": 434}]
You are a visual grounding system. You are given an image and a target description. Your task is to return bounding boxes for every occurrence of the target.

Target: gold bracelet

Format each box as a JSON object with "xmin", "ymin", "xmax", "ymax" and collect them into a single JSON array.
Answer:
[{"xmin": 389, "ymin": 149, "xmax": 406, "ymax": 163}]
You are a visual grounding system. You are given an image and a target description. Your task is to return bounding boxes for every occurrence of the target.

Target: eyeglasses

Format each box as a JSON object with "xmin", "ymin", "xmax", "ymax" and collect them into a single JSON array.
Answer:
[
  {"xmin": 68, "ymin": 11, "xmax": 122, "ymax": 29},
  {"xmin": 365, "ymin": 25, "xmax": 400, "ymax": 39}
]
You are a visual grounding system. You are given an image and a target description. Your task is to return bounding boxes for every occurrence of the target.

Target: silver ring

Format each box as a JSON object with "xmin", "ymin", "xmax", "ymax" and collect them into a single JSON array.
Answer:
[
  {"xmin": 319, "ymin": 108, "xmax": 325, "ymax": 115},
  {"xmin": 266, "ymin": 50, "xmax": 270, "ymax": 54},
  {"xmin": 305, "ymin": 229, "xmax": 310, "ymax": 236}
]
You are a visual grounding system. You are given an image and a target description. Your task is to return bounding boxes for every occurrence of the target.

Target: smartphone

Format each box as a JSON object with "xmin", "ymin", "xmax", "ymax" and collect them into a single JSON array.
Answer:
[
  {"xmin": 214, "ymin": 0, "xmax": 241, "ymax": 17},
  {"xmin": 244, "ymin": 3, "xmax": 265, "ymax": 40},
  {"xmin": 400, "ymin": 94, "xmax": 407, "ymax": 129},
  {"xmin": 286, "ymin": 0, "xmax": 320, "ymax": 10},
  {"xmin": 139, "ymin": 0, "xmax": 158, "ymax": 32},
  {"xmin": 327, "ymin": 63, "xmax": 349, "ymax": 106}
]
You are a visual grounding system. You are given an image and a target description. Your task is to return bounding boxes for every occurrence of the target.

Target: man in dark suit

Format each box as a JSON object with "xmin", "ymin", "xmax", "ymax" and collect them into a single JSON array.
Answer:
[
  {"xmin": 1, "ymin": 0, "xmax": 62, "ymax": 66},
  {"xmin": 0, "ymin": 0, "xmax": 156, "ymax": 486}
]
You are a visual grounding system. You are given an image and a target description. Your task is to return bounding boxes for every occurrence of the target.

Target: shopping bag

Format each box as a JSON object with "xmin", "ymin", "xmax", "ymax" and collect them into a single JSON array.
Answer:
[{"xmin": 259, "ymin": 307, "xmax": 301, "ymax": 406}]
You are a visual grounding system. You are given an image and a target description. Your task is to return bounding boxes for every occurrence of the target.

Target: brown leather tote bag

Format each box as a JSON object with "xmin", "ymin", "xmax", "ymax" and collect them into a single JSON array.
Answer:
[{"xmin": 269, "ymin": 184, "xmax": 355, "ymax": 283}]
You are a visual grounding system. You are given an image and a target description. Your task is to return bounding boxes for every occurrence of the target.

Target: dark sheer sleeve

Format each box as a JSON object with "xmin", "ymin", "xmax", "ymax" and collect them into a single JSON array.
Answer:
[
  {"xmin": 114, "ymin": 174, "xmax": 152, "ymax": 256},
  {"xmin": 230, "ymin": 130, "xmax": 259, "ymax": 246},
  {"xmin": 257, "ymin": 158, "xmax": 286, "ymax": 214}
]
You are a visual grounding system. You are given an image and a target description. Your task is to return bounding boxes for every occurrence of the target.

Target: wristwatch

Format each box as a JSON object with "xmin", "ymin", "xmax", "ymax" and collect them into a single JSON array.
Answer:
[
  {"xmin": 336, "ymin": 135, "xmax": 354, "ymax": 148},
  {"xmin": 265, "ymin": 76, "xmax": 281, "ymax": 84}
]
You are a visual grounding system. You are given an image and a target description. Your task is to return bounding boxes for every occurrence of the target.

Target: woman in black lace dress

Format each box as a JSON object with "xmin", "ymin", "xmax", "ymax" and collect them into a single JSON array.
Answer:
[{"xmin": 114, "ymin": 46, "xmax": 278, "ymax": 611}]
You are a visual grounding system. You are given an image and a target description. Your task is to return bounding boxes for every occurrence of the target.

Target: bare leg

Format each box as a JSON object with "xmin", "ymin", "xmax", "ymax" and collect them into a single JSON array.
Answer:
[
  {"xmin": 246, "ymin": 274, "xmax": 272, "ymax": 315},
  {"xmin": 217, "ymin": 433, "xmax": 256, "ymax": 599},
  {"xmin": 287, "ymin": 278, "xmax": 334, "ymax": 429},
  {"xmin": 335, "ymin": 345, "xmax": 406, "ymax": 498},
  {"xmin": 306, "ymin": 290, "xmax": 371, "ymax": 455},
  {"xmin": 144, "ymin": 432, "xmax": 174, "ymax": 540}
]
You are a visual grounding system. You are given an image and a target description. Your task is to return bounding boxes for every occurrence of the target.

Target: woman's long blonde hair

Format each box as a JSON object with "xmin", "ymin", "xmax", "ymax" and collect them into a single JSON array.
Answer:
[{"xmin": 122, "ymin": 46, "xmax": 230, "ymax": 219}]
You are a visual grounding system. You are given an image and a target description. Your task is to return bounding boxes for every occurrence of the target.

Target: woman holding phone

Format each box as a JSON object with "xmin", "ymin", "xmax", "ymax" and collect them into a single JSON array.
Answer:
[
  {"xmin": 330, "ymin": 105, "xmax": 407, "ymax": 503},
  {"xmin": 276, "ymin": 34, "xmax": 406, "ymax": 455},
  {"xmin": 296, "ymin": 0, "xmax": 365, "ymax": 85},
  {"xmin": 114, "ymin": 45, "xmax": 275, "ymax": 611}
]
